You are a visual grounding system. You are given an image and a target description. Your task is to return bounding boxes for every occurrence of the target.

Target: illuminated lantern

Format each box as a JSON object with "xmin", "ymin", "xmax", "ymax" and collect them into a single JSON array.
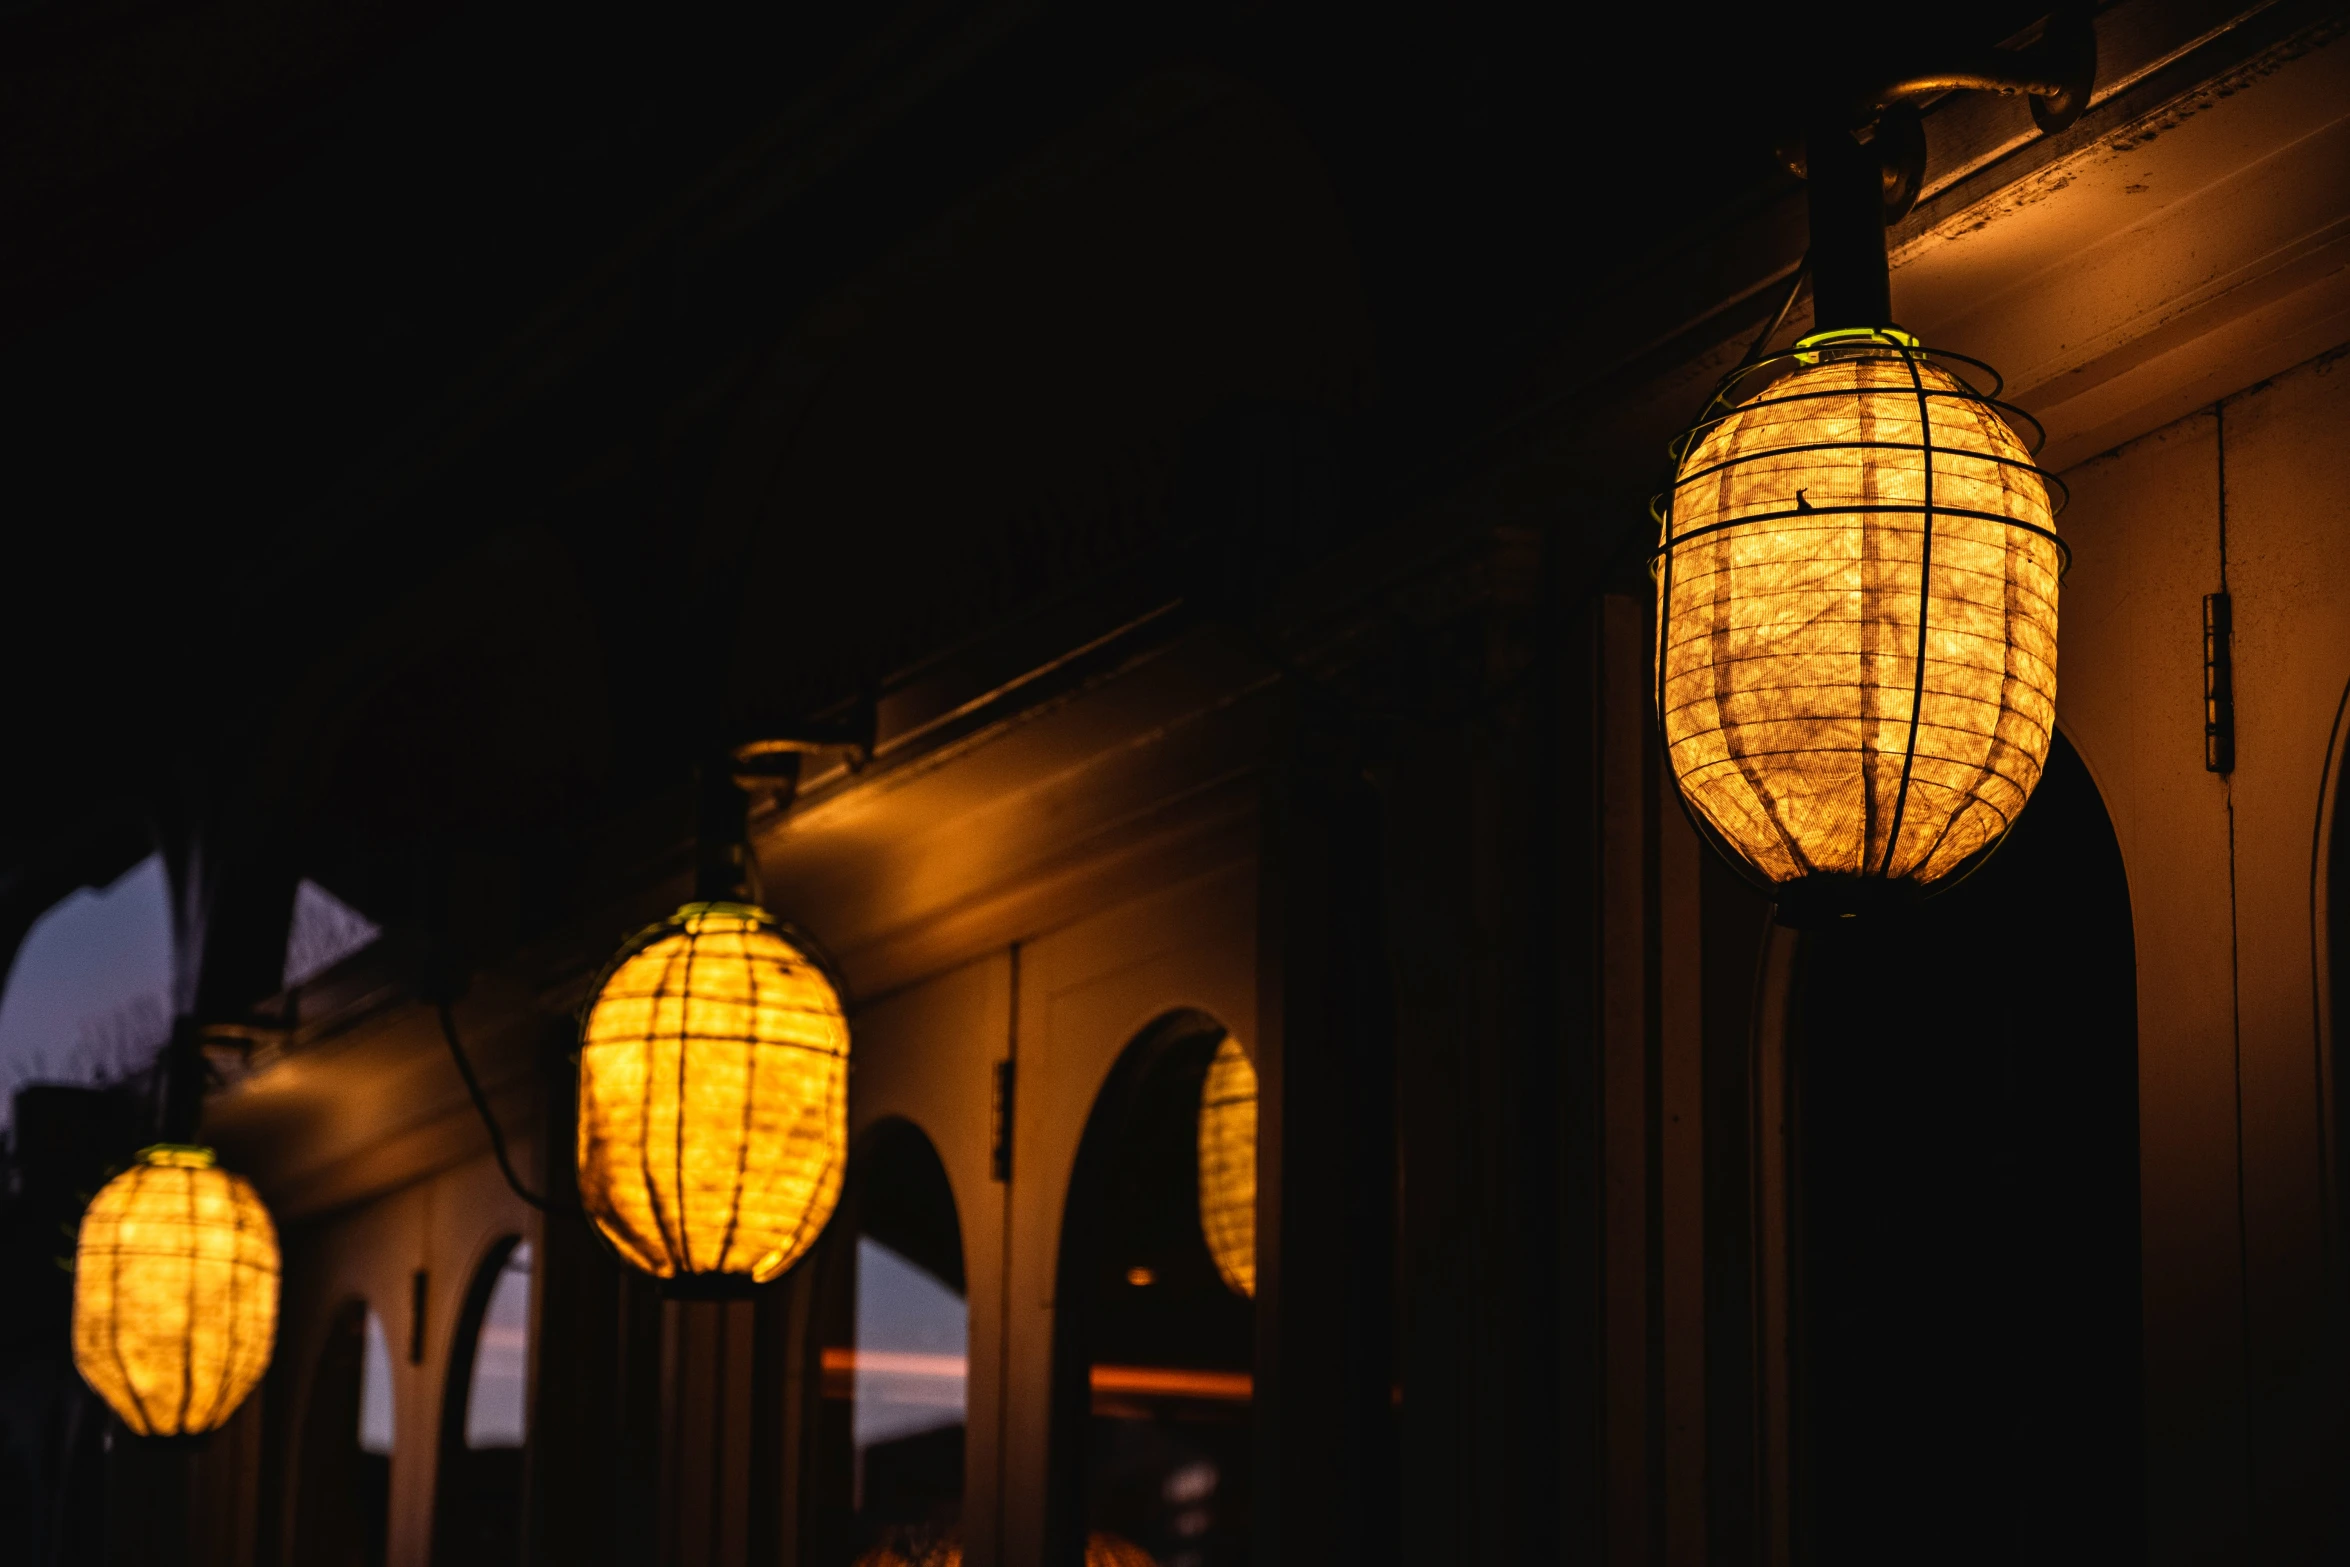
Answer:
[
  {"xmin": 1654, "ymin": 329, "xmax": 2064, "ymax": 919},
  {"xmin": 577, "ymin": 902, "xmax": 850, "ymax": 1292},
  {"xmin": 1195, "ymin": 1035, "xmax": 1257, "ymax": 1297},
  {"xmin": 73, "ymin": 1145, "xmax": 279, "ymax": 1437}
]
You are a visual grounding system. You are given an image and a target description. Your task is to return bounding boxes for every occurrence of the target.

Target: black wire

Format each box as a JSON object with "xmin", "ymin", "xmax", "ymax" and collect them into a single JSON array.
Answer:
[
  {"xmin": 435, "ymin": 999, "xmax": 575, "ymax": 1216},
  {"xmin": 1741, "ymin": 254, "xmax": 1812, "ymax": 371},
  {"xmin": 1689, "ymin": 254, "xmax": 1813, "ymax": 435}
]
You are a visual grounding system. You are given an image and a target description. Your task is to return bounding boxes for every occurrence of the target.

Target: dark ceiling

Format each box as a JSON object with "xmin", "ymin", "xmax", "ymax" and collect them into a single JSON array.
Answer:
[{"xmin": 0, "ymin": 0, "xmax": 2060, "ymax": 966}]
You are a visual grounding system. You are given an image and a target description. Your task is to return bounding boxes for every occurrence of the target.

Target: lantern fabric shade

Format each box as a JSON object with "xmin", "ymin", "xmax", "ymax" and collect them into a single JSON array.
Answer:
[
  {"xmin": 1656, "ymin": 336, "xmax": 2061, "ymax": 893},
  {"xmin": 577, "ymin": 902, "xmax": 850, "ymax": 1287},
  {"xmin": 1196, "ymin": 1034, "xmax": 1257, "ymax": 1298},
  {"xmin": 73, "ymin": 1145, "xmax": 280, "ymax": 1437}
]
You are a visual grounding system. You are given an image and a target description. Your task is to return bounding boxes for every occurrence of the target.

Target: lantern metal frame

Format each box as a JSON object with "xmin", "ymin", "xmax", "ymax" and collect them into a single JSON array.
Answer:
[
  {"xmin": 1648, "ymin": 328, "xmax": 2072, "ymax": 926},
  {"xmin": 572, "ymin": 899, "xmax": 853, "ymax": 1300}
]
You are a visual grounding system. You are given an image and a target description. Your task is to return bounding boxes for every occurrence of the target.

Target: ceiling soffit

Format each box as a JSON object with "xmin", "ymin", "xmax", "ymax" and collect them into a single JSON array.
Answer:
[
  {"xmin": 1896, "ymin": 9, "xmax": 2350, "ymax": 468},
  {"xmin": 700, "ymin": 72, "xmax": 1377, "ymax": 735}
]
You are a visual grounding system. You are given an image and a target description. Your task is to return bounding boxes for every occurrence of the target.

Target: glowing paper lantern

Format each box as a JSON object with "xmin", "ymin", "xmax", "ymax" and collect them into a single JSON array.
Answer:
[
  {"xmin": 1196, "ymin": 1035, "xmax": 1257, "ymax": 1298},
  {"xmin": 577, "ymin": 902, "xmax": 849, "ymax": 1290},
  {"xmin": 73, "ymin": 1145, "xmax": 279, "ymax": 1437},
  {"xmin": 1655, "ymin": 330, "xmax": 2063, "ymax": 915}
]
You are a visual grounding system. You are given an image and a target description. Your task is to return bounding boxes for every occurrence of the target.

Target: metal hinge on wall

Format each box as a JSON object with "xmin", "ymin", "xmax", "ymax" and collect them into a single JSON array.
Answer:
[
  {"xmin": 2204, "ymin": 591, "xmax": 2235, "ymax": 774},
  {"xmin": 991, "ymin": 1059, "xmax": 1016, "ymax": 1183}
]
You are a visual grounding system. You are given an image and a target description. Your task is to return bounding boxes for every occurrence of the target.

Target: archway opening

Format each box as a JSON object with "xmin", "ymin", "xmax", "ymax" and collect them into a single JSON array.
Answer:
[
  {"xmin": 1052, "ymin": 1011, "xmax": 1255, "ymax": 1567},
  {"xmin": 431, "ymin": 1237, "xmax": 532, "ymax": 1567},
  {"xmin": 292, "ymin": 1299, "xmax": 395, "ymax": 1567},
  {"xmin": 1788, "ymin": 732, "xmax": 2143, "ymax": 1563},
  {"xmin": 806, "ymin": 1118, "xmax": 968, "ymax": 1566}
]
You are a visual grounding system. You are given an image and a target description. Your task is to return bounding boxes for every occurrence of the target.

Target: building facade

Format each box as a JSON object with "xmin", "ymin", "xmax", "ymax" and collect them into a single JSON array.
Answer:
[{"xmin": 2, "ymin": 2, "xmax": 2347, "ymax": 1564}]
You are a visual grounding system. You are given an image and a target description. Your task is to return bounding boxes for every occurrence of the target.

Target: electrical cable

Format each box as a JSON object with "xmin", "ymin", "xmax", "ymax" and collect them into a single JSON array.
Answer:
[
  {"xmin": 1697, "ymin": 254, "xmax": 1813, "ymax": 428},
  {"xmin": 1744, "ymin": 253, "xmax": 1812, "ymax": 369},
  {"xmin": 435, "ymin": 998, "xmax": 576, "ymax": 1216}
]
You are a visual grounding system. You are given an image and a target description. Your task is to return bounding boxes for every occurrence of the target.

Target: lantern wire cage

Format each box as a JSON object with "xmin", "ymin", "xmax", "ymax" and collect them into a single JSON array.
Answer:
[
  {"xmin": 1649, "ymin": 327, "xmax": 2070, "ymax": 923},
  {"xmin": 575, "ymin": 901, "xmax": 851, "ymax": 1296}
]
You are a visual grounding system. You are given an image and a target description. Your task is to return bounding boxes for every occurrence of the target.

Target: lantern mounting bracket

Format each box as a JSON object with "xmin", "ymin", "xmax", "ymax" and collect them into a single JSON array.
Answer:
[
  {"xmin": 1776, "ymin": 5, "xmax": 2096, "ymax": 244},
  {"xmin": 729, "ymin": 690, "xmax": 880, "ymax": 793},
  {"xmin": 1854, "ymin": 4, "xmax": 2098, "ymax": 134}
]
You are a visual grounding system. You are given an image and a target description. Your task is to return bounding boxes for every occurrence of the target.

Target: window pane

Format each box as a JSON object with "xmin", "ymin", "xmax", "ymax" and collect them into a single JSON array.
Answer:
[
  {"xmin": 812, "ymin": 1121, "xmax": 966, "ymax": 1565},
  {"xmin": 852, "ymin": 1236, "xmax": 967, "ymax": 1510},
  {"xmin": 1069, "ymin": 1025, "xmax": 1253, "ymax": 1567},
  {"xmin": 463, "ymin": 1242, "xmax": 531, "ymax": 1449}
]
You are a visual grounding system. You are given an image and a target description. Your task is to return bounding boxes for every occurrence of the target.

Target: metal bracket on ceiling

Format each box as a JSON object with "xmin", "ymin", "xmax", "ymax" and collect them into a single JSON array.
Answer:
[
  {"xmin": 1776, "ymin": 5, "xmax": 2098, "ymax": 224},
  {"xmin": 728, "ymin": 689, "xmax": 881, "ymax": 803},
  {"xmin": 1861, "ymin": 4, "xmax": 2099, "ymax": 133}
]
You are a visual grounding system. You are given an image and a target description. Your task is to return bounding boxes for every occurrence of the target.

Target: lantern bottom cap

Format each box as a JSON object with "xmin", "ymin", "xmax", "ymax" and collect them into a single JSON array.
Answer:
[
  {"xmin": 655, "ymin": 1272, "xmax": 767, "ymax": 1301},
  {"xmin": 1770, "ymin": 873, "xmax": 1927, "ymax": 930}
]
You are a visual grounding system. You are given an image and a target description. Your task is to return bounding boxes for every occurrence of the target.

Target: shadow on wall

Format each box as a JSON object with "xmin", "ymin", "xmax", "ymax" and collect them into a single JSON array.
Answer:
[{"xmin": 1790, "ymin": 733, "xmax": 2144, "ymax": 1566}]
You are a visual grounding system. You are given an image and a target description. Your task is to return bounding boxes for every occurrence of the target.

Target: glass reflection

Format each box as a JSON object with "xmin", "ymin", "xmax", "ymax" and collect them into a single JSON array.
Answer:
[
  {"xmin": 1067, "ymin": 1023, "xmax": 1252, "ymax": 1567},
  {"xmin": 846, "ymin": 1235, "xmax": 968, "ymax": 1505}
]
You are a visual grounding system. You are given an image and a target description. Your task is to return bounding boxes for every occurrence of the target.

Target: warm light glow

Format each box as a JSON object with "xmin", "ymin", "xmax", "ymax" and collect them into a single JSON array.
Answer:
[
  {"xmin": 577, "ymin": 902, "xmax": 849, "ymax": 1286},
  {"xmin": 1657, "ymin": 334, "xmax": 2060, "ymax": 894},
  {"xmin": 822, "ymin": 1347, "xmax": 970, "ymax": 1379},
  {"xmin": 72, "ymin": 1145, "xmax": 279, "ymax": 1437},
  {"xmin": 1195, "ymin": 1034, "xmax": 1256, "ymax": 1298},
  {"xmin": 850, "ymin": 1532, "xmax": 1159, "ymax": 1567},
  {"xmin": 1092, "ymin": 1364, "xmax": 1254, "ymax": 1402}
]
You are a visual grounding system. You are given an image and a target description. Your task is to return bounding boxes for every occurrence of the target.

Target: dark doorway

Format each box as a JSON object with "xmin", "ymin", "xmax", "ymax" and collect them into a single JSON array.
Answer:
[
  {"xmin": 1052, "ymin": 1012, "xmax": 1255, "ymax": 1567},
  {"xmin": 1788, "ymin": 733, "xmax": 2143, "ymax": 1564},
  {"xmin": 804, "ymin": 1118, "xmax": 969, "ymax": 1567},
  {"xmin": 290, "ymin": 1301, "xmax": 393, "ymax": 1567},
  {"xmin": 431, "ymin": 1237, "xmax": 531, "ymax": 1567}
]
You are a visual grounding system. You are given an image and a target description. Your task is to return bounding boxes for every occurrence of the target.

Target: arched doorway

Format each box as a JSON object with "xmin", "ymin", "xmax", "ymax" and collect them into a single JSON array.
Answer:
[
  {"xmin": 1788, "ymin": 733, "xmax": 2143, "ymax": 1563},
  {"xmin": 431, "ymin": 1236, "xmax": 532, "ymax": 1567},
  {"xmin": 1051, "ymin": 1011, "xmax": 1255, "ymax": 1567},
  {"xmin": 805, "ymin": 1118, "xmax": 970, "ymax": 1566},
  {"xmin": 291, "ymin": 1299, "xmax": 394, "ymax": 1567}
]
